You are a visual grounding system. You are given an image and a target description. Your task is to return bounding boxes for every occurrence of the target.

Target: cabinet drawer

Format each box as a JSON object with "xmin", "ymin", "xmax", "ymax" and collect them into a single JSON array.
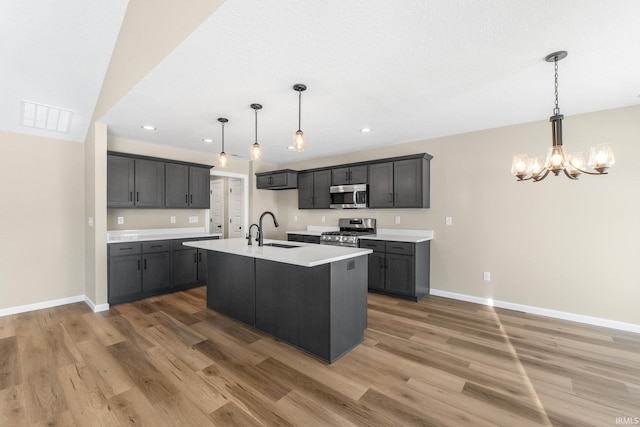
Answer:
[
  {"xmin": 288, "ymin": 234, "xmax": 305, "ymax": 242},
  {"xmin": 198, "ymin": 236, "xmax": 220, "ymax": 241},
  {"xmin": 142, "ymin": 240, "xmax": 171, "ymax": 253},
  {"xmin": 173, "ymin": 238, "xmax": 198, "ymax": 250},
  {"xmin": 109, "ymin": 242, "xmax": 141, "ymax": 257},
  {"xmin": 385, "ymin": 241, "xmax": 415, "ymax": 256},
  {"xmin": 359, "ymin": 239, "xmax": 385, "ymax": 252}
]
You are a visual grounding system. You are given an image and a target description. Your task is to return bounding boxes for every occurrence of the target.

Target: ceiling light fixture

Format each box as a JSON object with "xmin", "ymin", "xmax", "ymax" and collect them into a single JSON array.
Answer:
[
  {"xmin": 202, "ymin": 138, "xmax": 213, "ymax": 144},
  {"xmin": 511, "ymin": 51, "xmax": 614, "ymax": 181},
  {"xmin": 360, "ymin": 128, "xmax": 372, "ymax": 133},
  {"xmin": 250, "ymin": 103, "xmax": 263, "ymax": 161},
  {"xmin": 293, "ymin": 84, "xmax": 307, "ymax": 152},
  {"xmin": 217, "ymin": 117, "xmax": 228, "ymax": 168},
  {"xmin": 141, "ymin": 125, "xmax": 156, "ymax": 131}
]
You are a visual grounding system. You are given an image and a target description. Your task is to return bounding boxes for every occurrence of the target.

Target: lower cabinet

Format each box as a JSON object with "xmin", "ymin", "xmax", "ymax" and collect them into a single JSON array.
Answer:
[
  {"xmin": 287, "ymin": 233, "xmax": 320, "ymax": 244},
  {"xmin": 108, "ymin": 236, "xmax": 219, "ymax": 305},
  {"xmin": 359, "ymin": 239, "xmax": 430, "ymax": 301}
]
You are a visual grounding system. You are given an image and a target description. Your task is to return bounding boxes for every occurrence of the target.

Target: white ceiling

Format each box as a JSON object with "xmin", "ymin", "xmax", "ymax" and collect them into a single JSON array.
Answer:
[{"xmin": 4, "ymin": 1, "xmax": 640, "ymax": 164}]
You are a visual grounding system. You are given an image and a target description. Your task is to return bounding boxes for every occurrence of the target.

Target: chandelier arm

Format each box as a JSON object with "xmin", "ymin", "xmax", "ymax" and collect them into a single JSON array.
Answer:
[
  {"xmin": 533, "ymin": 169, "xmax": 550, "ymax": 182},
  {"xmin": 566, "ymin": 159, "xmax": 609, "ymax": 176},
  {"xmin": 562, "ymin": 168, "xmax": 579, "ymax": 180}
]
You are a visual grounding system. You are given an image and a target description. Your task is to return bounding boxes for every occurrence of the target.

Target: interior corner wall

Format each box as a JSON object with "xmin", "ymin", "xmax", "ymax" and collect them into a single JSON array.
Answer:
[
  {"xmin": 271, "ymin": 105, "xmax": 640, "ymax": 326},
  {"xmin": 0, "ymin": 130, "xmax": 85, "ymax": 310}
]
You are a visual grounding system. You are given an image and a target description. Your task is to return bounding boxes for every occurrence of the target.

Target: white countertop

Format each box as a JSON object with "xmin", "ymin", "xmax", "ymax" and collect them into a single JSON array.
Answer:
[
  {"xmin": 184, "ymin": 238, "xmax": 372, "ymax": 268},
  {"xmin": 286, "ymin": 227, "xmax": 434, "ymax": 243},
  {"xmin": 107, "ymin": 227, "xmax": 223, "ymax": 244}
]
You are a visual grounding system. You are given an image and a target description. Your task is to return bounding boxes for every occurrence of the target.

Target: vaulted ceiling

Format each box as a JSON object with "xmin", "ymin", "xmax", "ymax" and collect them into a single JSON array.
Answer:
[{"xmin": 3, "ymin": 1, "xmax": 640, "ymax": 163}]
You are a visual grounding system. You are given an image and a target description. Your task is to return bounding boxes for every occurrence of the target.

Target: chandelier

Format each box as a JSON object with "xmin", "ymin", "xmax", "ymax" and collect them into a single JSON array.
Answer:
[{"xmin": 511, "ymin": 51, "xmax": 614, "ymax": 181}]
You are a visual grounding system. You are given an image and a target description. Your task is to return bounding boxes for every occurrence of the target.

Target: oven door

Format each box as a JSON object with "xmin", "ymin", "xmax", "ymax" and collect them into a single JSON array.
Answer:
[{"xmin": 329, "ymin": 184, "xmax": 367, "ymax": 209}]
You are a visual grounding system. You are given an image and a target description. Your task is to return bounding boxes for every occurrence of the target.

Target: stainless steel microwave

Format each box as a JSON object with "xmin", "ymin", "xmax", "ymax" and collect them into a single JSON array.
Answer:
[{"xmin": 330, "ymin": 184, "xmax": 368, "ymax": 209}]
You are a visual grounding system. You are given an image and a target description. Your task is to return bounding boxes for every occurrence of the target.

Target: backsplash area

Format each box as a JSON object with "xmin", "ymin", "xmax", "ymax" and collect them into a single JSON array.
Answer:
[{"xmin": 107, "ymin": 209, "xmax": 206, "ymax": 230}]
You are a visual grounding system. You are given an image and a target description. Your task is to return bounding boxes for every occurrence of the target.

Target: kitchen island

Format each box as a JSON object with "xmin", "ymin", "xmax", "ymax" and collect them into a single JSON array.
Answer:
[{"xmin": 183, "ymin": 238, "xmax": 372, "ymax": 363}]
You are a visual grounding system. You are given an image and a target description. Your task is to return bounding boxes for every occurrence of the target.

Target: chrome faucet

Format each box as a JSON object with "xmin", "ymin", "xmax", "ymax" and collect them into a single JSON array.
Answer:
[
  {"xmin": 258, "ymin": 211, "xmax": 279, "ymax": 247},
  {"xmin": 247, "ymin": 223, "xmax": 259, "ymax": 245}
]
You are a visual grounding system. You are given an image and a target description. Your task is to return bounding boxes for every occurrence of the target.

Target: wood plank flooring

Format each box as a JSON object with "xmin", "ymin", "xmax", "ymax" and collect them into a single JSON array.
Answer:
[{"xmin": 1, "ymin": 287, "xmax": 639, "ymax": 426}]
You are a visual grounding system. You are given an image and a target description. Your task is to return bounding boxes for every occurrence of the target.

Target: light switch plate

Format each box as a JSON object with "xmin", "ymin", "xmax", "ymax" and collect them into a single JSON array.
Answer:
[
  {"xmin": 445, "ymin": 216, "xmax": 453, "ymax": 225},
  {"xmin": 117, "ymin": 216, "xmax": 124, "ymax": 225},
  {"xmin": 394, "ymin": 215, "xmax": 400, "ymax": 224},
  {"xmin": 189, "ymin": 216, "xmax": 198, "ymax": 224},
  {"xmin": 170, "ymin": 216, "xmax": 176, "ymax": 224},
  {"xmin": 483, "ymin": 272, "xmax": 491, "ymax": 281}
]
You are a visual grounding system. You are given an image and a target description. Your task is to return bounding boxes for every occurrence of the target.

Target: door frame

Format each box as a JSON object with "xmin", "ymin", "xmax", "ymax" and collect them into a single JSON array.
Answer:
[
  {"xmin": 206, "ymin": 170, "xmax": 249, "ymax": 237},
  {"xmin": 210, "ymin": 178, "xmax": 225, "ymax": 237}
]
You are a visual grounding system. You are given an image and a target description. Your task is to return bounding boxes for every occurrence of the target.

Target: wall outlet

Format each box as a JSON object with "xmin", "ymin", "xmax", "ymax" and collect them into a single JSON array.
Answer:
[
  {"xmin": 483, "ymin": 272, "xmax": 491, "ymax": 281},
  {"xmin": 294, "ymin": 215, "xmax": 298, "ymax": 222},
  {"xmin": 445, "ymin": 216, "xmax": 453, "ymax": 225},
  {"xmin": 321, "ymin": 215, "xmax": 326, "ymax": 223},
  {"xmin": 117, "ymin": 216, "xmax": 124, "ymax": 225},
  {"xmin": 394, "ymin": 215, "xmax": 400, "ymax": 224},
  {"xmin": 189, "ymin": 216, "xmax": 198, "ymax": 224},
  {"xmin": 170, "ymin": 216, "xmax": 176, "ymax": 224}
]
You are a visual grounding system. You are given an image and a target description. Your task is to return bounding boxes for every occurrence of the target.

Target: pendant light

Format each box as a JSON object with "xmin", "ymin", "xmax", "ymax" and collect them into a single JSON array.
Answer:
[
  {"xmin": 293, "ymin": 84, "xmax": 307, "ymax": 152},
  {"xmin": 217, "ymin": 117, "xmax": 228, "ymax": 168},
  {"xmin": 250, "ymin": 103, "xmax": 263, "ymax": 161},
  {"xmin": 511, "ymin": 51, "xmax": 614, "ymax": 181}
]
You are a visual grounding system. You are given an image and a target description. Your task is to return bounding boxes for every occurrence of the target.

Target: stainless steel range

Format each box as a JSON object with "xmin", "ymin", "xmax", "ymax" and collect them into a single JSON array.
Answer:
[{"xmin": 320, "ymin": 218, "xmax": 376, "ymax": 247}]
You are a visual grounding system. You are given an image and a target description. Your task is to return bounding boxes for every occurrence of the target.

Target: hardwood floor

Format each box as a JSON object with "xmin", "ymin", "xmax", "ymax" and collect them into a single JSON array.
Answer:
[{"xmin": 1, "ymin": 287, "xmax": 639, "ymax": 426}]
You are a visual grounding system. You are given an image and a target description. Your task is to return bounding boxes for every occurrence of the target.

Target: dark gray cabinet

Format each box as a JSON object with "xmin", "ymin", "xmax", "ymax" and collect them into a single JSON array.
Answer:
[
  {"xmin": 108, "ymin": 236, "xmax": 219, "ymax": 305},
  {"xmin": 206, "ymin": 252, "xmax": 256, "ymax": 326},
  {"xmin": 107, "ymin": 155, "xmax": 135, "ymax": 207},
  {"xmin": 256, "ymin": 170, "xmax": 298, "ymax": 190},
  {"xmin": 165, "ymin": 164, "xmax": 211, "ymax": 208},
  {"xmin": 298, "ymin": 170, "xmax": 331, "ymax": 209},
  {"xmin": 359, "ymin": 239, "xmax": 430, "ymax": 301},
  {"xmin": 107, "ymin": 156, "xmax": 165, "ymax": 208},
  {"xmin": 331, "ymin": 165, "xmax": 368, "ymax": 185},
  {"xmin": 287, "ymin": 234, "xmax": 320, "ymax": 244},
  {"xmin": 368, "ymin": 156, "xmax": 430, "ymax": 208}
]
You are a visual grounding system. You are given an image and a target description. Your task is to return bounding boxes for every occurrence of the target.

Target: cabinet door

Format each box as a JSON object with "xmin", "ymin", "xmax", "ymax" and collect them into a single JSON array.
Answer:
[
  {"xmin": 165, "ymin": 163, "xmax": 189, "ymax": 207},
  {"xmin": 189, "ymin": 166, "xmax": 211, "ymax": 208},
  {"xmin": 304, "ymin": 235, "xmax": 320, "ymax": 244},
  {"xmin": 368, "ymin": 162, "xmax": 394, "ymax": 208},
  {"xmin": 298, "ymin": 172, "xmax": 314, "ymax": 209},
  {"xmin": 256, "ymin": 174, "xmax": 272, "ymax": 189},
  {"xmin": 134, "ymin": 159, "xmax": 165, "ymax": 207},
  {"xmin": 173, "ymin": 248, "xmax": 198, "ymax": 286},
  {"xmin": 394, "ymin": 158, "xmax": 423, "ymax": 208},
  {"xmin": 313, "ymin": 170, "xmax": 331, "ymax": 209},
  {"xmin": 142, "ymin": 252, "xmax": 171, "ymax": 292},
  {"xmin": 107, "ymin": 155, "xmax": 135, "ymax": 207},
  {"xmin": 367, "ymin": 252, "xmax": 386, "ymax": 290},
  {"xmin": 331, "ymin": 167, "xmax": 350, "ymax": 186},
  {"xmin": 288, "ymin": 234, "xmax": 305, "ymax": 242},
  {"xmin": 386, "ymin": 253, "xmax": 415, "ymax": 295},
  {"xmin": 349, "ymin": 165, "xmax": 368, "ymax": 184},
  {"xmin": 108, "ymin": 254, "xmax": 141, "ymax": 300},
  {"xmin": 197, "ymin": 249, "xmax": 208, "ymax": 281}
]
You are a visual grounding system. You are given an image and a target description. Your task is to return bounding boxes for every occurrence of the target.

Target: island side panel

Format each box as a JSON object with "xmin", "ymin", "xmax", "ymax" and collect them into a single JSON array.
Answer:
[
  {"xmin": 255, "ymin": 260, "xmax": 331, "ymax": 362},
  {"xmin": 329, "ymin": 255, "xmax": 368, "ymax": 362},
  {"xmin": 207, "ymin": 251, "xmax": 255, "ymax": 326},
  {"xmin": 415, "ymin": 240, "xmax": 431, "ymax": 300}
]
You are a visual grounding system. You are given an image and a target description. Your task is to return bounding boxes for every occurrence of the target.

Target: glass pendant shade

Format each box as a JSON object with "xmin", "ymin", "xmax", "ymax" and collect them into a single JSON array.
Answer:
[
  {"xmin": 588, "ymin": 144, "xmax": 615, "ymax": 173},
  {"xmin": 567, "ymin": 152, "xmax": 585, "ymax": 178},
  {"xmin": 511, "ymin": 154, "xmax": 531, "ymax": 179},
  {"xmin": 293, "ymin": 130, "xmax": 306, "ymax": 152},
  {"xmin": 545, "ymin": 146, "xmax": 567, "ymax": 173},
  {"xmin": 531, "ymin": 157, "xmax": 543, "ymax": 177},
  {"xmin": 251, "ymin": 142, "xmax": 262, "ymax": 161},
  {"xmin": 217, "ymin": 151, "xmax": 228, "ymax": 168}
]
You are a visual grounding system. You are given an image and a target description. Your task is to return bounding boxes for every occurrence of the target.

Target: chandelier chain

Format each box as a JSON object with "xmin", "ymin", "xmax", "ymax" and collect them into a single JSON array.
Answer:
[{"xmin": 553, "ymin": 56, "xmax": 560, "ymax": 115}]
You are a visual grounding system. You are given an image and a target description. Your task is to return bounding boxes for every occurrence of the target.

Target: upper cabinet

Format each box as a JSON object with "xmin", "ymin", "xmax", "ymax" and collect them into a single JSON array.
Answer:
[
  {"xmin": 108, "ymin": 152, "xmax": 211, "ymax": 209},
  {"xmin": 255, "ymin": 169, "xmax": 298, "ymax": 190},
  {"xmin": 165, "ymin": 163, "xmax": 211, "ymax": 208},
  {"xmin": 107, "ymin": 155, "xmax": 164, "ymax": 208},
  {"xmin": 369, "ymin": 155, "xmax": 431, "ymax": 209},
  {"xmin": 331, "ymin": 165, "xmax": 368, "ymax": 186},
  {"xmin": 298, "ymin": 170, "xmax": 331, "ymax": 209}
]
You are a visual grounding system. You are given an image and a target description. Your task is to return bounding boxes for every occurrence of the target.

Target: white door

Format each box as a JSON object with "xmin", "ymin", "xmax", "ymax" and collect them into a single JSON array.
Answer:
[
  {"xmin": 210, "ymin": 179, "xmax": 225, "ymax": 237},
  {"xmin": 229, "ymin": 178, "xmax": 244, "ymax": 238}
]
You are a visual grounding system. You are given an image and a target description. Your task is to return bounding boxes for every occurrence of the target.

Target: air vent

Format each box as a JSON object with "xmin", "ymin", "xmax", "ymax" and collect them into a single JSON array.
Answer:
[{"xmin": 20, "ymin": 100, "xmax": 73, "ymax": 133}]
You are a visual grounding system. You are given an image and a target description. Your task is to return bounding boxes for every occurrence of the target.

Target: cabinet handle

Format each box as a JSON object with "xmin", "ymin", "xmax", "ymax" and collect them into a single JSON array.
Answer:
[
  {"xmin": 137, "ymin": 259, "xmax": 140, "ymax": 270},
  {"xmin": 144, "ymin": 259, "xmax": 147, "ymax": 270},
  {"xmin": 119, "ymin": 247, "xmax": 132, "ymax": 251},
  {"xmin": 392, "ymin": 246, "xmax": 404, "ymax": 250},
  {"xmin": 129, "ymin": 192, "xmax": 133, "ymax": 202},
  {"xmin": 198, "ymin": 253, "xmax": 202, "ymax": 262},
  {"xmin": 394, "ymin": 193, "xmax": 398, "ymax": 204},
  {"xmin": 136, "ymin": 192, "xmax": 139, "ymax": 202},
  {"xmin": 194, "ymin": 253, "xmax": 197, "ymax": 263},
  {"xmin": 190, "ymin": 195, "xmax": 193, "ymax": 204},
  {"xmin": 388, "ymin": 193, "xmax": 392, "ymax": 202},
  {"xmin": 185, "ymin": 194, "xmax": 188, "ymax": 203},
  {"xmin": 151, "ymin": 245, "xmax": 162, "ymax": 248}
]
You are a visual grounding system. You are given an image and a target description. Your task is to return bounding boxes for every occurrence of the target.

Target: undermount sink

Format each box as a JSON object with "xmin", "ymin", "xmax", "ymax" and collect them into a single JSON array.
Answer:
[{"xmin": 262, "ymin": 243, "xmax": 301, "ymax": 249}]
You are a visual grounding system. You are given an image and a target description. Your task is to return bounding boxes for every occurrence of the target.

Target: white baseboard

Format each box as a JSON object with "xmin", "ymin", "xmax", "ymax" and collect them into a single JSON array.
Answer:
[
  {"xmin": 84, "ymin": 296, "xmax": 110, "ymax": 313},
  {"xmin": 0, "ymin": 295, "xmax": 109, "ymax": 317},
  {"xmin": 431, "ymin": 289, "xmax": 640, "ymax": 334}
]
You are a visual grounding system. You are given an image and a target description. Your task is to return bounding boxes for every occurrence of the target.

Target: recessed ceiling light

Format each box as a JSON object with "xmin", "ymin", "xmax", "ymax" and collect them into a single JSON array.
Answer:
[
  {"xmin": 287, "ymin": 146, "xmax": 295, "ymax": 150},
  {"xmin": 360, "ymin": 128, "xmax": 372, "ymax": 133},
  {"xmin": 202, "ymin": 138, "xmax": 214, "ymax": 144},
  {"xmin": 141, "ymin": 125, "xmax": 156, "ymax": 130}
]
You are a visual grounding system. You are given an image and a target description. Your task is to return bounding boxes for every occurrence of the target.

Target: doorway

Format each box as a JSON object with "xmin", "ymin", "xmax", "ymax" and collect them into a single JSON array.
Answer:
[
  {"xmin": 228, "ymin": 178, "xmax": 244, "ymax": 238},
  {"xmin": 210, "ymin": 179, "xmax": 225, "ymax": 236},
  {"xmin": 207, "ymin": 170, "xmax": 249, "ymax": 239}
]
